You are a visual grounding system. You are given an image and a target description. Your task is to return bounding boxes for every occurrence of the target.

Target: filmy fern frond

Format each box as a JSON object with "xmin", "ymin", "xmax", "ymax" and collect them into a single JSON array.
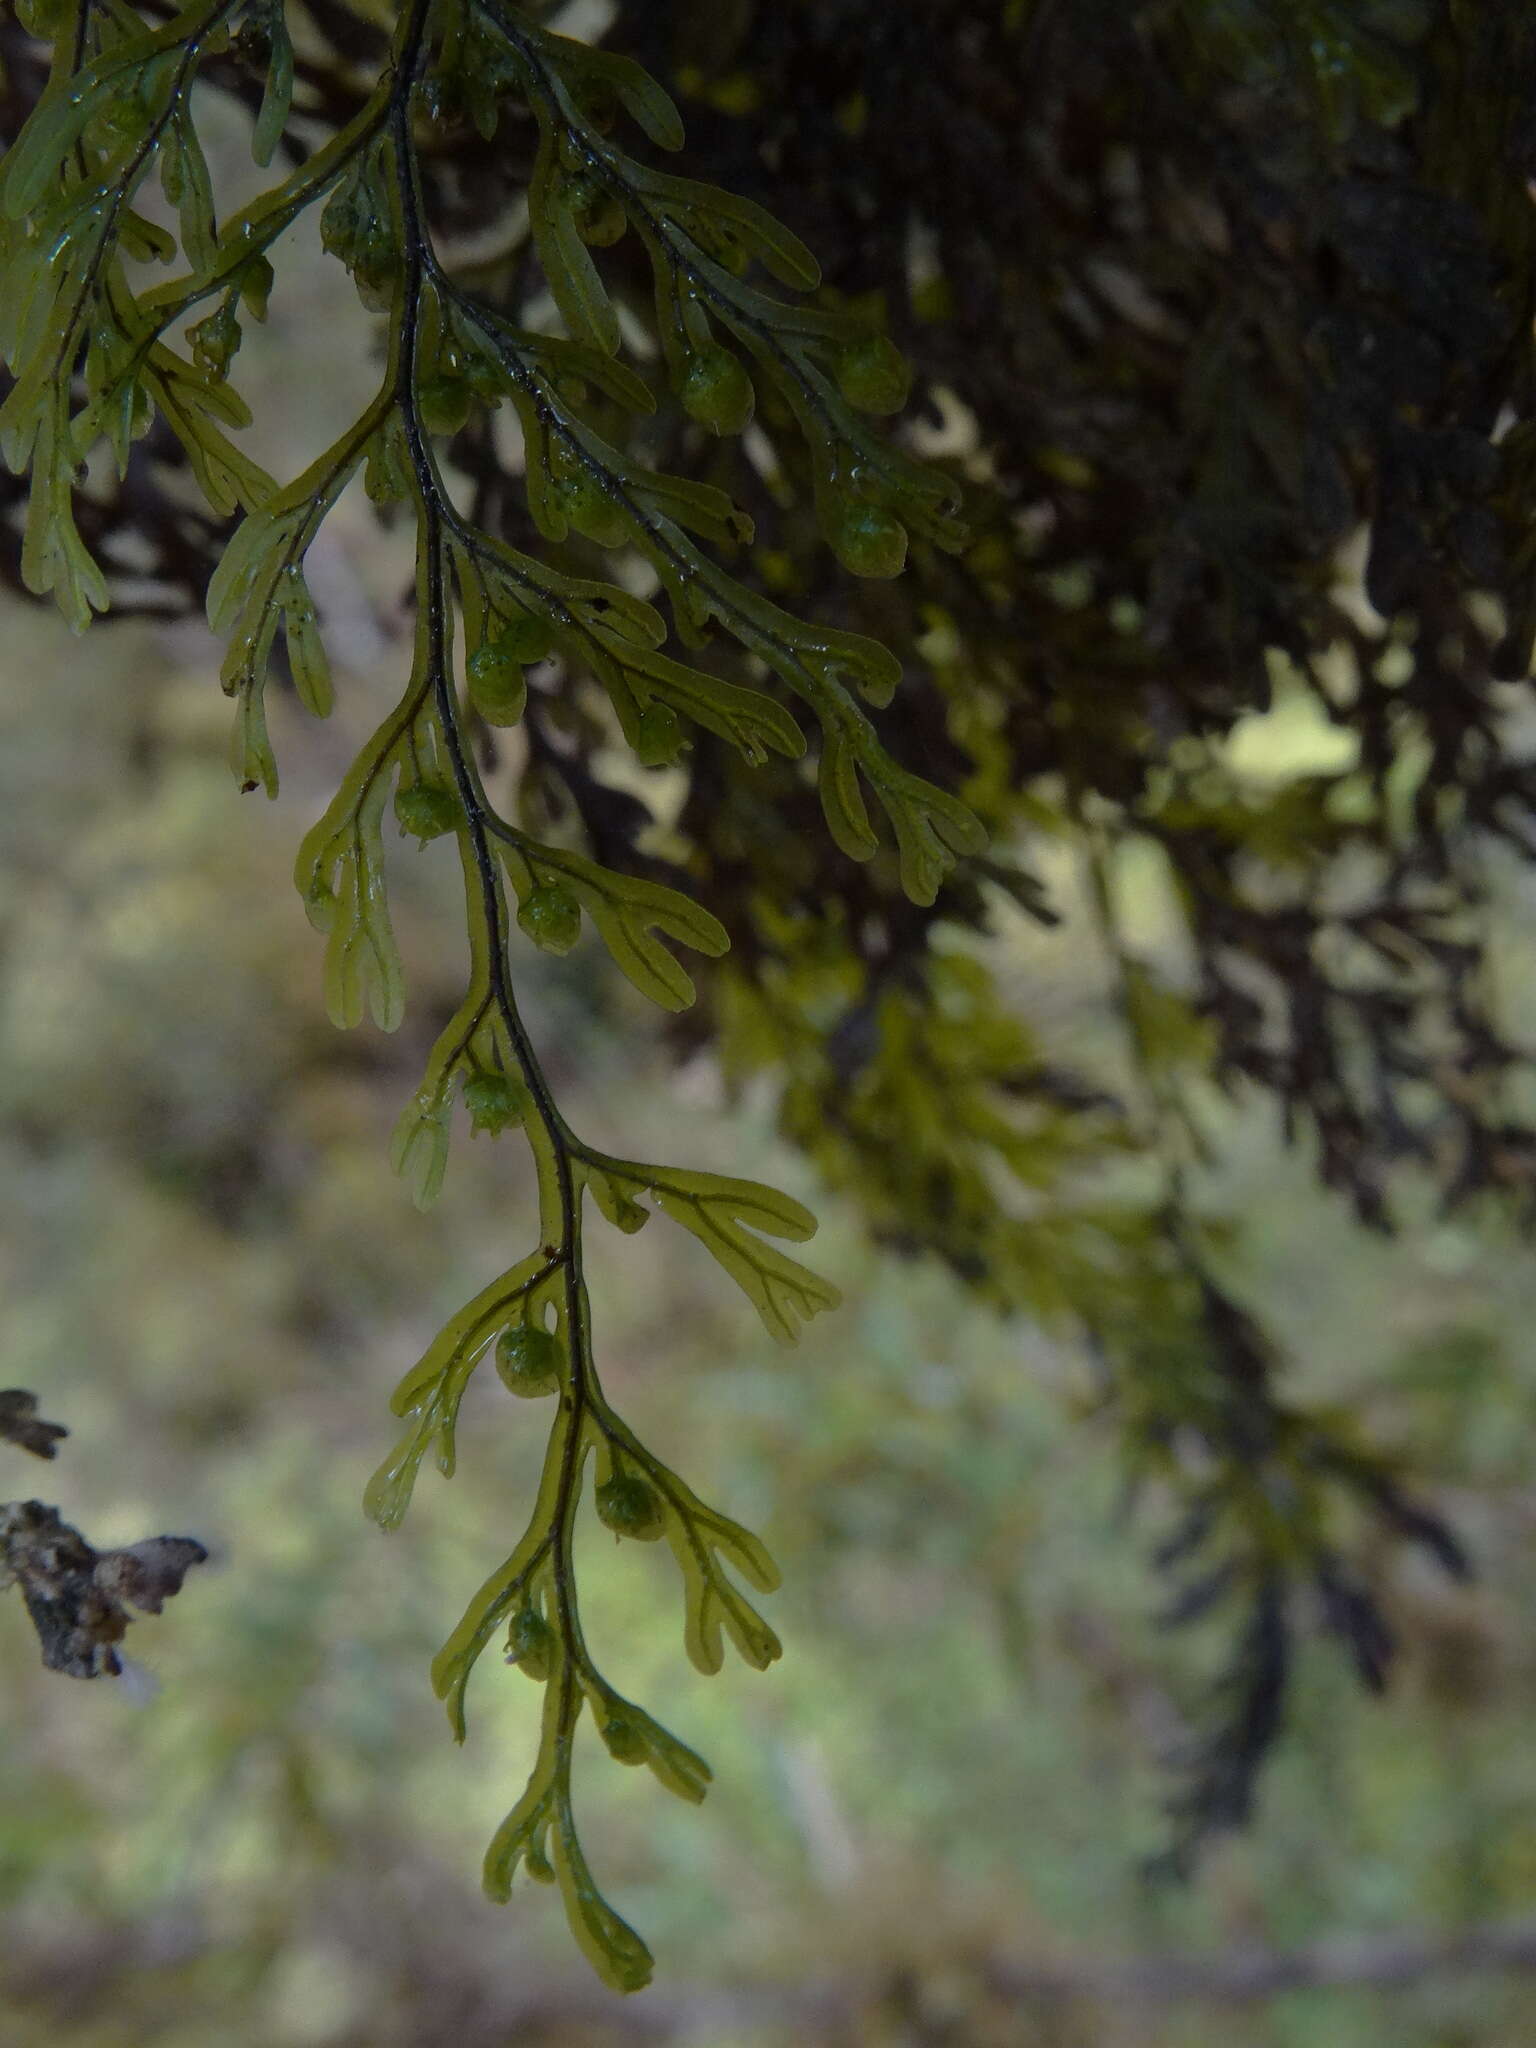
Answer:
[{"xmin": 0, "ymin": 0, "xmax": 979, "ymax": 1991}]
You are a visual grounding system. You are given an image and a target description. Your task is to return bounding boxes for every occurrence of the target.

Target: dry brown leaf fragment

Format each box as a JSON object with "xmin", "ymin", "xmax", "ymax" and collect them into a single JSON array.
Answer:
[
  {"xmin": 0, "ymin": 1389, "xmax": 68, "ymax": 1461},
  {"xmin": 0, "ymin": 1500, "xmax": 207, "ymax": 1679}
]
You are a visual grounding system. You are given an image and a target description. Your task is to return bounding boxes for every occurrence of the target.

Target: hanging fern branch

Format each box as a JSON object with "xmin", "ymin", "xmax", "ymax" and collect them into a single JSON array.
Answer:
[{"xmin": 0, "ymin": 0, "xmax": 975, "ymax": 1991}]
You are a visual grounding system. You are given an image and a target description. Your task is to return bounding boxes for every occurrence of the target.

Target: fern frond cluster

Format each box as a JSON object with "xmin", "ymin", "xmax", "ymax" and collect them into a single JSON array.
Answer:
[
  {"xmin": 7, "ymin": 0, "xmax": 1535, "ymax": 1989},
  {"xmin": 0, "ymin": 0, "xmax": 981, "ymax": 1990}
]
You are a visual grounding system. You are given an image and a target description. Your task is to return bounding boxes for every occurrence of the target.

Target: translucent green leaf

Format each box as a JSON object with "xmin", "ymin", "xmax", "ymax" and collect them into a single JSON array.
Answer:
[
  {"xmin": 0, "ymin": 224, "xmax": 66, "ymax": 373},
  {"xmin": 363, "ymin": 413, "xmax": 413, "ymax": 504},
  {"xmin": 630, "ymin": 463, "xmax": 754, "ymax": 550},
  {"xmin": 593, "ymin": 1697, "xmax": 711, "ymax": 1804},
  {"xmin": 583, "ymin": 1162, "xmax": 650, "ymax": 1235},
  {"xmin": 386, "ymin": 1254, "xmax": 554, "ymax": 1423},
  {"xmin": 606, "ymin": 1161, "xmax": 838, "ymax": 1342},
  {"xmin": 252, "ymin": 5, "xmax": 295, "ymax": 167},
  {"xmin": 529, "ymin": 147, "xmax": 619, "ymax": 355},
  {"xmin": 295, "ymin": 706, "xmax": 408, "ymax": 1032},
  {"xmin": 483, "ymin": 1764, "xmax": 559, "ymax": 1903},
  {"xmin": 320, "ymin": 797, "xmax": 402, "ymax": 1031},
  {"xmin": 452, "ymin": 529, "xmax": 667, "ymax": 657},
  {"xmin": 366, "ymin": 1255, "xmax": 555, "ymax": 1538},
  {"xmin": 818, "ymin": 727, "xmax": 880, "ymax": 863},
  {"xmin": 16, "ymin": 0, "xmax": 74, "ymax": 33},
  {"xmin": 188, "ymin": 295, "xmax": 243, "ymax": 382},
  {"xmin": 183, "ymin": 89, "xmax": 391, "ymax": 302},
  {"xmin": 551, "ymin": 343, "xmax": 656, "ymax": 416},
  {"xmin": 17, "ymin": 406, "xmax": 109, "ymax": 630},
  {"xmin": 666, "ymin": 1490, "xmax": 781, "ymax": 1674},
  {"xmin": 162, "ymin": 110, "xmax": 218, "ymax": 273},
  {"xmin": 596, "ymin": 638, "xmax": 806, "ymax": 766},
  {"xmin": 228, "ymin": 676, "xmax": 278, "ymax": 797},
  {"xmin": 207, "ymin": 502, "xmax": 287, "ymax": 637},
  {"xmin": 362, "ymin": 1403, "xmax": 437, "ymax": 1533},
  {"xmin": 499, "ymin": 837, "xmax": 728, "ymax": 1013},
  {"xmin": 801, "ymin": 626, "xmax": 904, "ymax": 711},
  {"xmin": 390, "ymin": 1086, "xmax": 453, "ymax": 1214},
  {"xmin": 677, "ymin": 1553, "xmax": 780, "ymax": 1675},
  {"xmin": 650, "ymin": 1164, "xmax": 819, "ymax": 1242},
  {"xmin": 551, "ymin": 1817, "xmax": 654, "ymax": 1995},
  {"xmin": 283, "ymin": 582, "xmax": 333, "ymax": 719},
  {"xmin": 638, "ymin": 167, "xmax": 821, "ymax": 291},
  {"xmin": 432, "ymin": 1421, "xmax": 587, "ymax": 1735},
  {"xmin": 319, "ymin": 140, "xmax": 401, "ymax": 304},
  {"xmin": 387, "ymin": 978, "xmax": 495, "ymax": 1211},
  {"xmin": 118, "ymin": 208, "xmax": 179, "ymax": 265},
  {"xmin": 557, "ymin": 41, "xmax": 685, "ymax": 151},
  {"xmin": 594, "ymin": 1415, "xmax": 783, "ymax": 1674},
  {"xmin": 883, "ymin": 780, "xmax": 987, "ymax": 904},
  {"xmin": 208, "ymin": 412, "xmax": 374, "ymax": 689},
  {"xmin": 3, "ymin": 79, "xmax": 119, "ymax": 218}
]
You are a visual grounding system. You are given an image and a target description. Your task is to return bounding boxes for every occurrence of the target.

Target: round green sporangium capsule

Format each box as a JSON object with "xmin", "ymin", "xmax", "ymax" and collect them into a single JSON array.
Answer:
[
  {"xmin": 680, "ymin": 345, "xmax": 755, "ymax": 435},
  {"xmin": 832, "ymin": 500, "xmax": 909, "ymax": 580},
  {"xmin": 497, "ymin": 612, "xmax": 556, "ymax": 665},
  {"xmin": 505, "ymin": 1608, "xmax": 554, "ymax": 1680},
  {"xmin": 463, "ymin": 348, "xmax": 504, "ymax": 398},
  {"xmin": 601, "ymin": 1715, "xmax": 647, "ymax": 1765},
  {"xmin": 419, "ymin": 375, "xmax": 471, "ymax": 436},
  {"xmin": 462, "ymin": 1071, "xmax": 524, "ymax": 1135},
  {"xmin": 559, "ymin": 476, "xmax": 628, "ymax": 548},
  {"xmin": 466, "ymin": 642, "xmax": 528, "ymax": 726},
  {"xmin": 570, "ymin": 175, "xmax": 628, "ymax": 247},
  {"xmin": 635, "ymin": 703, "xmax": 683, "ymax": 767},
  {"xmin": 494, "ymin": 1323, "xmax": 563, "ymax": 1396},
  {"xmin": 395, "ymin": 782, "xmax": 458, "ymax": 841},
  {"xmin": 834, "ymin": 334, "xmax": 912, "ymax": 415},
  {"xmin": 595, "ymin": 1473, "xmax": 665, "ymax": 1541},
  {"xmin": 517, "ymin": 883, "xmax": 582, "ymax": 954}
]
